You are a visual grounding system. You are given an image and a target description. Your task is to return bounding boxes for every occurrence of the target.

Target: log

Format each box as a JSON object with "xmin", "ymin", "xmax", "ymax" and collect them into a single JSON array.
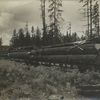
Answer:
[{"xmin": 32, "ymin": 55, "xmax": 97, "ymax": 65}]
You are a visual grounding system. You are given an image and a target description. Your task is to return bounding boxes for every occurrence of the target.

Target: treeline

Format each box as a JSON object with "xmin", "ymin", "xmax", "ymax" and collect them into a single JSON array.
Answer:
[
  {"xmin": 10, "ymin": 0, "xmax": 95, "ymax": 48},
  {"xmin": 10, "ymin": 26, "xmax": 82, "ymax": 48},
  {"xmin": 10, "ymin": 26, "xmax": 41, "ymax": 48}
]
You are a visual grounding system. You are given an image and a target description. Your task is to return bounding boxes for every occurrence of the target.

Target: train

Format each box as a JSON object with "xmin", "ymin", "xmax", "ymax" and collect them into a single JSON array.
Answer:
[{"xmin": 2, "ymin": 36, "xmax": 100, "ymax": 71}]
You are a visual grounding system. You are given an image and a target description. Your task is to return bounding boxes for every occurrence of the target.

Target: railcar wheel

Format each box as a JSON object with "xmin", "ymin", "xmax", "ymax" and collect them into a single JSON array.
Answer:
[
  {"xmin": 33, "ymin": 61, "xmax": 39, "ymax": 67},
  {"xmin": 78, "ymin": 65, "xmax": 89, "ymax": 72}
]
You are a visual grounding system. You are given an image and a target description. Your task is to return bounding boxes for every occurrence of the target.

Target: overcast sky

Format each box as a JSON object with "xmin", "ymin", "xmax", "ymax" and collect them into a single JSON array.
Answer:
[{"xmin": 0, "ymin": 0, "xmax": 100, "ymax": 45}]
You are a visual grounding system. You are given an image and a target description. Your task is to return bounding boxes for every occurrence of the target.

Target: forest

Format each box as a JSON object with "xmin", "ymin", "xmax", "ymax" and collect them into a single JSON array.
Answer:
[{"xmin": 6, "ymin": 0, "xmax": 100, "ymax": 48}]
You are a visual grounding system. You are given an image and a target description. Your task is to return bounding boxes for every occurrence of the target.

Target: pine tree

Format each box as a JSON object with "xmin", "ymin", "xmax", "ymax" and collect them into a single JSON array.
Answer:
[
  {"xmin": 25, "ymin": 31, "xmax": 31, "ymax": 46},
  {"xmin": 71, "ymin": 32, "xmax": 80, "ymax": 42},
  {"xmin": 81, "ymin": 35, "xmax": 86, "ymax": 40},
  {"xmin": 10, "ymin": 29, "xmax": 18, "ymax": 47},
  {"xmin": 31, "ymin": 26, "xmax": 35, "ymax": 46},
  {"xmin": 0, "ymin": 37, "xmax": 2, "ymax": 46},
  {"xmin": 62, "ymin": 31, "xmax": 69, "ymax": 43},
  {"xmin": 31, "ymin": 26, "xmax": 34, "ymax": 33},
  {"xmin": 31, "ymin": 34, "xmax": 35, "ymax": 46},
  {"xmin": 80, "ymin": 0, "xmax": 96, "ymax": 38},
  {"xmin": 92, "ymin": 1, "xmax": 99, "ymax": 36},
  {"xmin": 40, "ymin": 0, "xmax": 47, "ymax": 38},
  {"xmin": 42, "ymin": 25, "xmax": 49, "ymax": 46},
  {"xmin": 18, "ymin": 28, "xmax": 25, "ymax": 47},
  {"xmin": 35, "ymin": 27, "xmax": 41, "ymax": 47},
  {"xmin": 48, "ymin": 0, "xmax": 63, "ymax": 44}
]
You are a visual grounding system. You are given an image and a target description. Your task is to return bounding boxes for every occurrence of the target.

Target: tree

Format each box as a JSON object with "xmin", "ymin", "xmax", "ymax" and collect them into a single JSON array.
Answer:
[
  {"xmin": 48, "ymin": 0, "xmax": 63, "ymax": 44},
  {"xmin": 31, "ymin": 26, "xmax": 35, "ymax": 46},
  {"xmin": 71, "ymin": 32, "xmax": 80, "ymax": 42},
  {"xmin": 35, "ymin": 27, "xmax": 41, "ymax": 47},
  {"xmin": 80, "ymin": 0, "xmax": 90, "ymax": 36},
  {"xmin": 62, "ymin": 31, "xmax": 70, "ymax": 43},
  {"xmin": 31, "ymin": 34, "xmax": 35, "ymax": 46},
  {"xmin": 62, "ymin": 31, "xmax": 80, "ymax": 43},
  {"xmin": 31, "ymin": 26, "xmax": 34, "ymax": 33},
  {"xmin": 18, "ymin": 28, "xmax": 25, "ymax": 47},
  {"xmin": 80, "ymin": 0, "xmax": 96, "ymax": 39},
  {"xmin": 42, "ymin": 25, "xmax": 50, "ymax": 46},
  {"xmin": 25, "ymin": 31, "xmax": 31, "ymax": 46},
  {"xmin": 40, "ymin": 0, "xmax": 48, "ymax": 46},
  {"xmin": 92, "ymin": 1, "xmax": 99, "ymax": 36},
  {"xmin": 0, "ymin": 37, "xmax": 2, "ymax": 46},
  {"xmin": 40, "ymin": 0, "xmax": 46, "ymax": 35},
  {"xmin": 10, "ymin": 29, "xmax": 18, "ymax": 47},
  {"xmin": 81, "ymin": 35, "xmax": 86, "ymax": 40}
]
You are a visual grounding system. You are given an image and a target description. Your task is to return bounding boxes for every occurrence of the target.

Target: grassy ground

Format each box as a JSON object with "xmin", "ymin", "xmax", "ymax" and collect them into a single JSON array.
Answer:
[{"xmin": 0, "ymin": 60, "xmax": 100, "ymax": 100}]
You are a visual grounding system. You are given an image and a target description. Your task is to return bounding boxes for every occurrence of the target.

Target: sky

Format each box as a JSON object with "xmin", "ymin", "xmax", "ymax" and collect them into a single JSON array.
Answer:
[{"xmin": 0, "ymin": 0, "xmax": 100, "ymax": 45}]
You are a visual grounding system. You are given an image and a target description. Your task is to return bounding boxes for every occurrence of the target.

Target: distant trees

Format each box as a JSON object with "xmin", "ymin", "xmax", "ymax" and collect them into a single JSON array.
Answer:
[
  {"xmin": 10, "ymin": 26, "xmax": 41, "ymax": 48},
  {"xmin": 10, "ymin": 26, "xmax": 81, "ymax": 48},
  {"xmin": 63, "ymin": 32, "xmax": 80, "ymax": 43},
  {"xmin": 10, "ymin": 28, "xmax": 25, "ymax": 47}
]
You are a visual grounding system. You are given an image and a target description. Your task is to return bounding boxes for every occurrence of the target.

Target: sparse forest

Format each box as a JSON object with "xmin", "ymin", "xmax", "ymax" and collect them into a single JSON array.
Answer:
[
  {"xmin": 10, "ymin": 0, "xmax": 100, "ymax": 48},
  {"xmin": 10, "ymin": 26, "xmax": 81, "ymax": 48},
  {"xmin": 10, "ymin": 0, "xmax": 82, "ymax": 48},
  {"xmin": 80, "ymin": 0, "xmax": 99, "ymax": 39}
]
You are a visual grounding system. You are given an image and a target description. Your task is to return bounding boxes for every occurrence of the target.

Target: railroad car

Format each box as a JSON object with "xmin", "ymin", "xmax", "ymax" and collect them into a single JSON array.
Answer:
[
  {"xmin": 7, "ymin": 36, "xmax": 100, "ymax": 71},
  {"xmin": 30, "ymin": 36, "xmax": 100, "ymax": 71}
]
